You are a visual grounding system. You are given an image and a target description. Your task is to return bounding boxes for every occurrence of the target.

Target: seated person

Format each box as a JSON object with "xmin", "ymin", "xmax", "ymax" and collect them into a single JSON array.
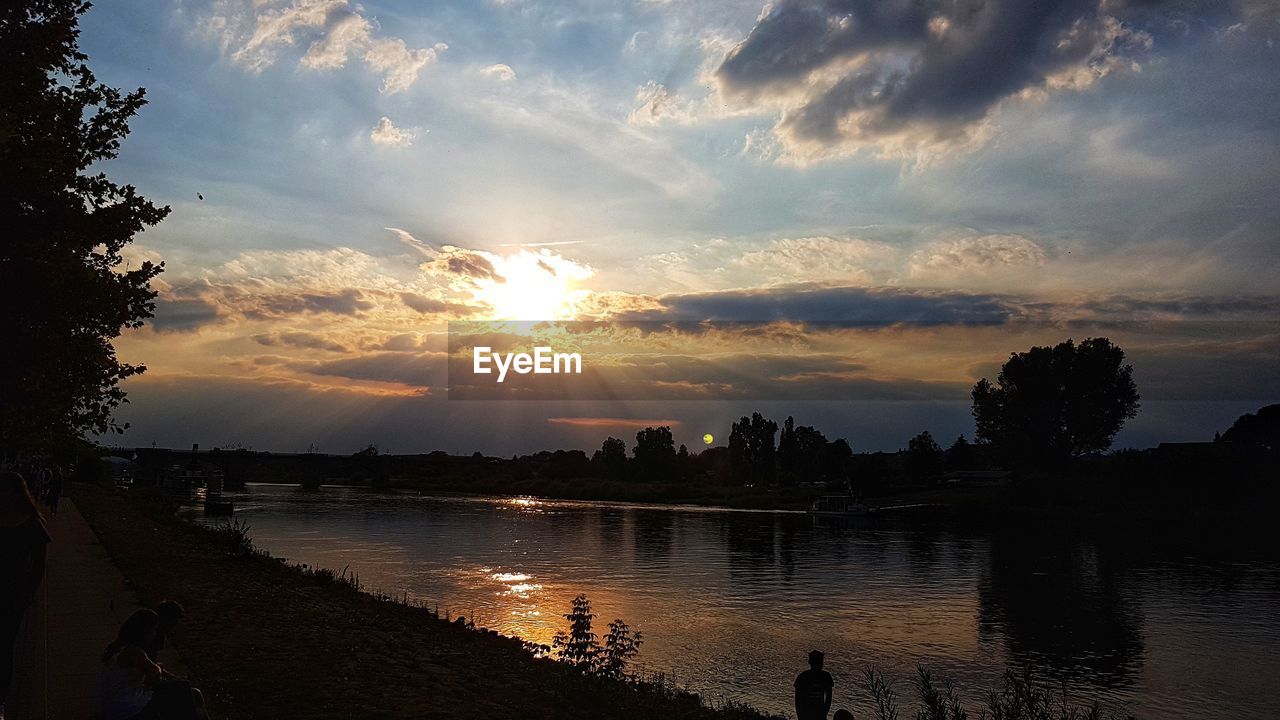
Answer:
[
  {"xmin": 143, "ymin": 601, "xmax": 185, "ymax": 663},
  {"xmin": 100, "ymin": 609, "xmax": 207, "ymax": 720}
]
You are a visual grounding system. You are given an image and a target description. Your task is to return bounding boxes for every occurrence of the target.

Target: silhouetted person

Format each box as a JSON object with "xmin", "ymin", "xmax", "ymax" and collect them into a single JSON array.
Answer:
[
  {"xmin": 834, "ymin": 710, "xmax": 855, "ymax": 720},
  {"xmin": 45, "ymin": 465, "xmax": 63, "ymax": 515},
  {"xmin": 100, "ymin": 609, "xmax": 207, "ymax": 720},
  {"xmin": 794, "ymin": 649, "xmax": 834, "ymax": 720},
  {"xmin": 143, "ymin": 600, "xmax": 185, "ymax": 663},
  {"xmin": 0, "ymin": 471, "xmax": 50, "ymax": 711}
]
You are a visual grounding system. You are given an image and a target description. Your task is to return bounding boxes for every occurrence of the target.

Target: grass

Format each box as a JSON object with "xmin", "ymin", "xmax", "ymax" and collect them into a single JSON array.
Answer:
[{"xmin": 860, "ymin": 665, "xmax": 1137, "ymax": 720}]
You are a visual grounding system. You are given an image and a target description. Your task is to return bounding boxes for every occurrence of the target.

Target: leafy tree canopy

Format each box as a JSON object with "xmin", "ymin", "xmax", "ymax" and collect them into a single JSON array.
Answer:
[
  {"xmin": 1219, "ymin": 404, "xmax": 1280, "ymax": 451},
  {"xmin": 1, "ymin": 0, "xmax": 168, "ymax": 455},
  {"xmin": 971, "ymin": 338, "xmax": 1139, "ymax": 466}
]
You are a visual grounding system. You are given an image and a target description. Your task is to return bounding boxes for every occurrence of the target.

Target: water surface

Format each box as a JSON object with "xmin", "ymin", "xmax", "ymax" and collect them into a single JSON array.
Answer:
[{"xmin": 209, "ymin": 484, "xmax": 1280, "ymax": 718}]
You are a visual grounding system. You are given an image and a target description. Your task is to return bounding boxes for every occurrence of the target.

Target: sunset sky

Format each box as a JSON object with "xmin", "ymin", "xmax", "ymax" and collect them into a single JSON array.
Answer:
[{"xmin": 86, "ymin": 0, "xmax": 1279, "ymax": 454}]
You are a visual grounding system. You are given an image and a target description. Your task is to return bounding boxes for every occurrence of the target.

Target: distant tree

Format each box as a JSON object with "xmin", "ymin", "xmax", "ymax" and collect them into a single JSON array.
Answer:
[
  {"xmin": 591, "ymin": 436, "xmax": 628, "ymax": 479},
  {"xmin": 792, "ymin": 424, "xmax": 829, "ymax": 482},
  {"xmin": 1218, "ymin": 404, "xmax": 1280, "ymax": 451},
  {"xmin": 777, "ymin": 415, "xmax": 798, "ymax": 481},
  {"xmin": 729, "ymin": 412, "xmax": 777, "ymax": 486},
  {"xmin": 818, "ymin": 437, "xmax": 853, "ymax": 486},
  {"xmin": 1, "ymin": 0, "xmax": 170, "ymax": 457},
  {"xmin": 946, "ymin": 434, "xmax": 976, "ymax": 471},
  {"xmin": 632, "ymin": 426, "xmax": 676, "ymax": 480},
  {"xmin": 906, "ymin": 430, "xmax": 944, "ymax": 481},
  {"xmin": 353, "ymin": 444, "xmax": 386, "ymax": 487},
  {"xmin": 972, "ymin": 338, "xmax": 1139, "ymax": 466},
  {"xmin": 675, "ymin": 443, "xmax": 693, "ymax": 481}
]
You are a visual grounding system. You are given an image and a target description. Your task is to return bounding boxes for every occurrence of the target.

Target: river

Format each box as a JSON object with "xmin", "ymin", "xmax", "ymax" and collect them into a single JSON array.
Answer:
[{"xmin": 208, "ymin": 483, "xmax": 1280, "ymax": 719}]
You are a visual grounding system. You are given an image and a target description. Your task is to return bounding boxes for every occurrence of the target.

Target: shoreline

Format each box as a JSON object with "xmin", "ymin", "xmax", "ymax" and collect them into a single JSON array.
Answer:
[{"xmin": 70, "ymin": 482, "xmax": 781, "ymax": 720}]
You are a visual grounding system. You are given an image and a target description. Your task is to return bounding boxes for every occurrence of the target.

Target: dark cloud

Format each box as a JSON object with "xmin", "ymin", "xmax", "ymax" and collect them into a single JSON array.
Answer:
[
  {"xmin": 1077, "ymin": 295, "xmax": 1280, "ymax": 320},
  {"xmin": 245, "ymin": 289, "xmax": 374, "ymax": 319},
  {"xmin": 399, "ymin": 292, "xmax": 474, "ymax": 316},
  {"xmin": 149, "ymin": 297, "xmax": 223, "ymax": 332},
  {"xmin": 714, "ymin": 0, "xmax": 1251, "ymax": 157},
  {"xmin": 425, "ymin": 248, "xmax": 505, "ymax": 283},
  {"xmin": 616, "ymin": 284, "xmax": 1019, "ymax": 324},
  {"xmin": 253, "ymin": 331, "xmax": 348, "ymax": 353},
  {"xmin": 292, "ymin": 352, "xmax": 446, "ymax": 388}
]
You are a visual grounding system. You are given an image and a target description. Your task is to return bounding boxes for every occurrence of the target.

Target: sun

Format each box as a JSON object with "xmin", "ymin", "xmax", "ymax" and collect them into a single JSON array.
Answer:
[{"xmin": 474, "ymin": 250, "xmax": 593, "ymax": 320}]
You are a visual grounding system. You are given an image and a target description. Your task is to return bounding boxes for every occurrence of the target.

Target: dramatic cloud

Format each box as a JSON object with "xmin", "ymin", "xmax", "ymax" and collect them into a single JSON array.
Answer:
[
  {"xmin": 612, "ymin": 284, "xmax": 1020, "ymax": 324},
  {"xmin": 423, "ymin": 246, "xmax": 506, "ymax": 284},
  {"xmin": 209, "ymin": 0, "xmax": 447, "ymax": 94},
  {"xmin": 245, "ymin": 288, "xmax": 375, "ymax": 319},
  {"xmin": 714, "ymin": 0, "xmax": 1162, "ymax": 162},
  {"xmin": 149, "ymin": 297, "xmax": 224, "ymax": 333},
  {"xmin": 370, "ymin": 117, "xmax": 417, "ymax": 147},
  {"xmin": 253, "ymin": 331, "xmax": 348, "ymax": 353},
  {"xmin": 291, "ymin": 351, "xmax": 445, "ymax": 389},
  {"xmin": 399, "ymin": 292, "xmax": 473, "ymax": 316}
]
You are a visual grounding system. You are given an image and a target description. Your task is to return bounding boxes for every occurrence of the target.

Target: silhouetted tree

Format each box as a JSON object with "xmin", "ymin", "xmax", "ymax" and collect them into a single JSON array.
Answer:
[
  {"xmin": 778, "ymin": 415, "xmax": 798, "ymax": 481},
  {"xmin": 598, "ymin": 619, "xmax": 643, "ymax": 680},
  {"xmin": 632, "ymin": 425, "xmax": 676, "ymax": 481},
  {"xmin": 972, "ymin": 338, "xmax": 1139, "ymax": 467},
  {"xmin": 906, "ymin": 430, "xmax": 944, "ymax": 482},
  {"xmin": 551, "ymin": 595, "xmax": 643, "ymax": 680},
  {"xmin": 591, "ymin": 436, "xmax": 628, "ymax": 479},
  {"xmin": 1, "ymin": 0, "xmax": 169, "ymax": 457},
  {"xmin": 818, "ymin": 436, "xmax": 853, "ymax": 486},
  {"xmin": 552, "ymin": 594, "xmax": 598, "ymax": 670},
  {"xmin": 792, "ymin": 424, "xmax": 828, "ymax": 482},
  {"xmin": 1219, "ymin": 404, "xmax": 1280, "ymax": 451},
  {"xmin": 675, "ymin": 443, "xmax": 693, "ymax": 481},
  {"xmin": 946, "ymin": 434, "xmax": 976, "ymax": 471},
  {"xmin": 729, "ymin": 412, "xmax": 777, "ymax": 486}
]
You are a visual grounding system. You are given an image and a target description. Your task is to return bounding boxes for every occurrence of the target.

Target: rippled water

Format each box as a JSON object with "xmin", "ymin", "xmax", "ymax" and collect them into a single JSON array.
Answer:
[{"xmin": 209, "ymin": 484, "xmax": 1280, "ymax": 718}]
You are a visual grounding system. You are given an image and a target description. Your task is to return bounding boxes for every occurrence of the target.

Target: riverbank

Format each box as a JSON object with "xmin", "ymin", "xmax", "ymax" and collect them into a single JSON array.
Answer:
[{"xmin": 68, "ymin": 483, "xmax": 780, "ymax": 720}]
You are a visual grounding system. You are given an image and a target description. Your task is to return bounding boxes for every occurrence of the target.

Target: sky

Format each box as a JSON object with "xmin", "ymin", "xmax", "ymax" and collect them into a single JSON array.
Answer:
[{"xmin": 82, "ymin": 0, "xmax": 1280, "ymax": 455}]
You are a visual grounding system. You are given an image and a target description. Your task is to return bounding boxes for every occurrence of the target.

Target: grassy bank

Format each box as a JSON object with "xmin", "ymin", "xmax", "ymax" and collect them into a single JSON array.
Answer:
[{"xmin": 70, "ymin": 483, "xmax": 778, "ymax": 720}]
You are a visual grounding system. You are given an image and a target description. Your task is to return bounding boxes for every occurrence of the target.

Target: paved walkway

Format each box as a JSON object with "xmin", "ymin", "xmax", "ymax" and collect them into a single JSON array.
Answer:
[{"xmin": 10, "ymin": 499, "xmax": 187, "ymax": 720}]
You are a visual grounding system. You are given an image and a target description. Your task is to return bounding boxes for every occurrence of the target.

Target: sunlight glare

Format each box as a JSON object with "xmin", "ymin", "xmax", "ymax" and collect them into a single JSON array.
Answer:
[{"xmin": 474, "ymin": 249, "xmax": 593, "ymax": 320}]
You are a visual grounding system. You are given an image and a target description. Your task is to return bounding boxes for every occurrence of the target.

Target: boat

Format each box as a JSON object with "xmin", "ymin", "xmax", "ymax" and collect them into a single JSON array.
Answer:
[{"xmin": 807, "ymin": 494, "xmax": 876, "ymax": 516}]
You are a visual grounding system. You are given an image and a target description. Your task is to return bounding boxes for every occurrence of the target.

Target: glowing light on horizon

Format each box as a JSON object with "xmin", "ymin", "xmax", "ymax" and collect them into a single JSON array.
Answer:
[{"xmin": 473, "ymin": 249, "xmax": 593, "ymax": 320}]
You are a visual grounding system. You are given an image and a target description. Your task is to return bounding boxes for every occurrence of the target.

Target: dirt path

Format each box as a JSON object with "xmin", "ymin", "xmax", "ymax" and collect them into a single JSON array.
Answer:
[{"xmin": 12, "ymin": 499, "xmax": 188, "ymax": 720}]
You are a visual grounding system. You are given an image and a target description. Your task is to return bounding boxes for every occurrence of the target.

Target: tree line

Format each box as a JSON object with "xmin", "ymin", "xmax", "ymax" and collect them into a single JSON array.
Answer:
[{"xmin": 578, "ymin": 337, "xmax": 1144, "ymax": 487}]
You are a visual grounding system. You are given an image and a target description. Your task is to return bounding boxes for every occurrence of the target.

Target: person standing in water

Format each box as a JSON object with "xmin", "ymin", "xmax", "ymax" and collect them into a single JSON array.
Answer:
[
  {"xmin": 794, "ymin": 649, "xmax": 834, "ymax": 720},
  {"xmin": 0, "ymin": 471, "xmax": 50, "ymax": 713}
]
